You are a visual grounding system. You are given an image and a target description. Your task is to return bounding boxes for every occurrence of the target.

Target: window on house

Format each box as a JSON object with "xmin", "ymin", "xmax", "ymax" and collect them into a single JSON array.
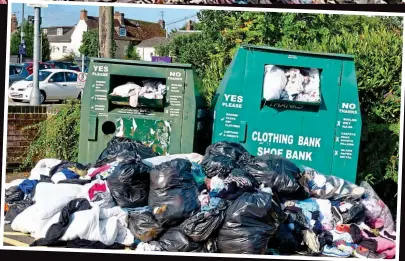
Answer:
[
  {"xmin": 43, "ymin": 29, "xmax": 47, "ymax": 35},
  {"xmin": 119, "ymin": 27, "xmax": 126, "ymax": 37},
  {"xmin": 57, "ymin": 28, "xmax": 63, "ymax": 36},
  {"xmin": 63, "ymin": 46, "xmax": 67, "ymax": 53}
]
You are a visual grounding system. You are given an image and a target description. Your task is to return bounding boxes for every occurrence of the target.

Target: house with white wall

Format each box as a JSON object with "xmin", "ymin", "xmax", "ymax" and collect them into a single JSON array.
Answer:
[
  {"xmin": 136, "ymin": 20, "xmax": 201, "ymax": 61},
  {"xmin": 44, "ymin": 10, "xmax": 166, "ymax": 60}
]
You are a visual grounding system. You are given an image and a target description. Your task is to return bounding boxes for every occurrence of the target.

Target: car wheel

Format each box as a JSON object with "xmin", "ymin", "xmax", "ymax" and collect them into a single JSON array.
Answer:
[
  {"xmin": 77, "ymin": 90, "xmax": 82, "ymax": 100},
  {"xmin": 40, "ymin": 91, "xmax": 46, "ymax": 104}
]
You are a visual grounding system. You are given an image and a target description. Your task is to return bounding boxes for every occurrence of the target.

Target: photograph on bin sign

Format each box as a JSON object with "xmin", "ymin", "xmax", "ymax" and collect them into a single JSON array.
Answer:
[{"xmin": 1, "ymin": 1, "xmax": 404, "ymax": 260}]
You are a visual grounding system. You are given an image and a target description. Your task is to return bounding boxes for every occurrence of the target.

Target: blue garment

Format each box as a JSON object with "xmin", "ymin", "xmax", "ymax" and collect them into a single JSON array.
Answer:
[
  {"xmin": 191, "ymin": 162, "xmax": 206, "ymax": 186},
  {"xmin": 60, "ymin": 169, "xmax": 80, "ymax": 179},
  {"xmin": 201, "ymin": 197, "xmax": 221, "ymax": 212},
  {"xmin": 122, "ymin": 206, "xmax": 152, "ymax": 214},
  {"xmin": 287, "ymin": 223, "xmax": 295, "ymax": 231},
  {"xmin": 329, "ymin": 200, "xmax": 341, "ymax": 208},
  {"xmin": 18, "ymin": 179, "xmax": 39, "ymax": 195},
  {"xmin": 294, "ymin": 198, "xmax": 319, "ymax": 226},
  {"xmin": 209, "ymin": 191, "xmax": 219, "ymax": 198},
  {"xmin": 313, "ymin": 220, "xmax": 323, "ymax": 234}
]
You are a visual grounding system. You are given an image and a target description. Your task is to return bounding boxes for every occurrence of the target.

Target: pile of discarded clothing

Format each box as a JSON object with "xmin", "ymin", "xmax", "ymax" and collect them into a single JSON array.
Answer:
[
  {"xmin": 110, "ymin": 80, "xmax": 166, "ymax": 108},
  {"xmin": 4, "ymin": 139, "xmax": 397, "ymax": 258},
  {"xmin": 263, "ymin": 65, "xmax": 321, "ymax": 103}
]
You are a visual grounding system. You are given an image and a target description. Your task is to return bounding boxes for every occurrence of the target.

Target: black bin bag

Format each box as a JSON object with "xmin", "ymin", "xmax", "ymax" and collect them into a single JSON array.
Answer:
[
  {"xmin": 267, "ymin": 224, "xmax": 305, "ymax": 255},
  {"xmin": 204, "ymin": 141, "xmax": 250, "ymax": 161},
  {"xmin": 148, "ymin": 159, "xmax": 200, "ymax": 227},
  {"xmin": 5, "ymin": 199, "xmax": 34, "ymax": 223},
  {"xmin": 158, "ymin": 227, "xmax": 204, "ymax": 252},
  {"xmin": 239, "ymin": 154, "xmax": 308, "ymax": 199},
  {"xmin": 49, "ymin": 161, "xmax": 87, "ymax": 177},
  {"xmin": 5, "ymin": 186, "xmax": 25, "ymax": 204},
  {"xmin": 217, "ymin": 191, "xmax": 277, "ymax": 254},
  {"xmin": 96, "ymin": 137, "xmax": 158, "ymax": 166},
  {"xmin": 106, "ymin": 158, "xmax": 151, "ymax": 208},
  {"xmin": 128, "ymin": 210, "xmax": 164, "ymax": 242},
  {"xmin": 200, "ymin": 155, "xmax": 238, "ymax": 179},
  {"xmin": 180, "ymin": 199, "xmax": 228, "ymax": 242}
]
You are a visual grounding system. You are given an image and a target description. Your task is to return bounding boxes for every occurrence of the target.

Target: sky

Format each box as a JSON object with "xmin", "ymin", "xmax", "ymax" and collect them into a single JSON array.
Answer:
[{"xmin": 11, "ymin": 3, "xmax": 201, "ymax": 31}]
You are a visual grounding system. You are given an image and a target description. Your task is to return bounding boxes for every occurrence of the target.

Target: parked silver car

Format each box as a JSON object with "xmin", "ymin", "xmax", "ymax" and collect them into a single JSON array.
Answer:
[{"xmin": 9, "ymin": 64, "xmax": 30, "ymax": 87}]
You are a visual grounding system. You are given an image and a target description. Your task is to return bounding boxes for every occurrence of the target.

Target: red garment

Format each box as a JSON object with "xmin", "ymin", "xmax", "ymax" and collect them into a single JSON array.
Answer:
[
  {"xmin": 88, "ymin": 165, "xmax": 110, "ymax": 178},
  {"xmin": 88, "ymin": 183, "xmax": 107, "ymax": 200},
  {"xmin": 336, "ymin": 224, "xmax": 351, "ymax": 233}
]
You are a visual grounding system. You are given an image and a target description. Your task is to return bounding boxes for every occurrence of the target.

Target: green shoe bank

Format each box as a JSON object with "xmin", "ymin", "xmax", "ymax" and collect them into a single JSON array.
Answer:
[{"xmin": 211, "ymin": 45, "xmax": 362, "ymax": 183}]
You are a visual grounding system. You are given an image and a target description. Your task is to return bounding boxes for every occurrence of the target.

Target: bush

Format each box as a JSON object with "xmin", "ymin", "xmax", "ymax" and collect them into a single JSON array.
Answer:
[{"xmin": 21, "ymin": 99, "xmax": 81, "ymax": 169}]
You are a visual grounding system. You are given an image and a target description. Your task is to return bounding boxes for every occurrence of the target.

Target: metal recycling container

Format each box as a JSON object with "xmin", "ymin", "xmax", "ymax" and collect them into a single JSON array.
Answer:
[
  {"xmin": 78, "ymin": 58, "xmax": 209, "ymax": 165},
  {"xmin": 211, "ymin": 45, "xmax": 362, "ymax": 183}
]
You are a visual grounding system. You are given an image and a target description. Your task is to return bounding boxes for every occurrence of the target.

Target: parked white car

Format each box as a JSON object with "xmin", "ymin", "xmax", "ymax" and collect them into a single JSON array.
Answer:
[{"xmin": 9, "ymin": 69, "xmax": 82, "ymax": 104}]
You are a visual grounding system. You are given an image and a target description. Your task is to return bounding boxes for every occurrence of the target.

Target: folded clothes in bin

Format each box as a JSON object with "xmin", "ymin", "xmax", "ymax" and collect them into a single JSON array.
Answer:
[
  {"xmin": 263, "ymin": 65, "xmax": 321, "ymax": 103},
  {"xmin": 110, "ymin": 81, "xmax": 167, "ymax": 108}
]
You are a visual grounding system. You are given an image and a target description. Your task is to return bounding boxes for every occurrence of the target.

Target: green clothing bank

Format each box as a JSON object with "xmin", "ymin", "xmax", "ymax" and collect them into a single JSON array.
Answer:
[{"xmin": 79, "ymin": 45, "xmax": 362, "ymax": 183}]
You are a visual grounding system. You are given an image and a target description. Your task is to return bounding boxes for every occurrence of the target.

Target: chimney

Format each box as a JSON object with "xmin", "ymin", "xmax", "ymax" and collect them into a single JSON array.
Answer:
[
  {"xmin": 80, "ymin": 9, "xmax": 88, "ymax": 20},
  {"xmin": 186, "ymin": 20, "xmax": 193, "ymax": 31},
  {"xmin": 114, "ymin": 11, "xmax": 125, "ymax": 26},
  {"xmin": 11, "ymin": 13, "xmax": 18, "ymax": 33},
  {"xmin": 158, "ymin": 19, "xmax": 165, "ymax": 29}
]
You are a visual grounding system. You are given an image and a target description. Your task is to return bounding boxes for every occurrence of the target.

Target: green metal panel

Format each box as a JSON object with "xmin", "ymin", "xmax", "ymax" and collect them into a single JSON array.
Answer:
[
  {"xmin": 212, "ymin": 46, "xmax": 361, "ymax": 182},
  {"xmin": 78, "ymin": 58, "xmax": 209, "ymax": 165}
]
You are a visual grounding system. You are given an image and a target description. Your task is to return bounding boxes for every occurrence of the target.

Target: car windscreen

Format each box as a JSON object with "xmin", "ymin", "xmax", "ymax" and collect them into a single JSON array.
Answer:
[{"xmin": 25, "ymin": 71, "xmax": 52, "ymax": 82}]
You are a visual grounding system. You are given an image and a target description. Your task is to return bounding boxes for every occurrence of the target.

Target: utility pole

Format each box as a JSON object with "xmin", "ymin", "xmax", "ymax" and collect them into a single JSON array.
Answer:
[
  {"xmin": 99, "ymin": 6, "xmax": 113, "ymax": 58},
  {"xmin": 27, "ymin": 4, "xmax": 48, "ymax": 105},
  {"xmin": 20, "ymin": 4, "xmax": 24, "ymax": 63},
  {"xmin": 30, "ymin": 7, "xmax": 41, "ymax": 105}
]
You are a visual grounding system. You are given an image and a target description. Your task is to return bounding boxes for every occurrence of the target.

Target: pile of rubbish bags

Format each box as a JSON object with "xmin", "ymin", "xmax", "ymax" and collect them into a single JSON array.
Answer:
[
  {"xmin": 110, "ymin": 80, "xmax": 166, "ymax": 108},
  {"xmin": 263, "ymin": 65, "xmax": 321, "ymax": 103},
  {"xmin": 4, "ymin": 139, "xmax": 397, "ymax": 258}
]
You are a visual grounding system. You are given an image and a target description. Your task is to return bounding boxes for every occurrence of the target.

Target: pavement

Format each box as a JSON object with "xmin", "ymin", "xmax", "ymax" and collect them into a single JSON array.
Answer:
[
  {"xmin": 3, "ymin": 224, "xmax": 34, "ymax": 247},
  {"xmin": 3, "ymin": 172, "xmax": 33, "ymax": 247},
  {"xmin": 8, "ymin": 98, "xmax": 63, "ymax": 106}
]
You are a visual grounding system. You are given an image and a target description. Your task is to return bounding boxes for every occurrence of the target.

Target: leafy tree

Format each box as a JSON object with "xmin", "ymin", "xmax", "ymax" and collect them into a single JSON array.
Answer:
[
  {"xmin": 124, "ymin": 42, "xmax": 141, "ymax": 60},
  {"xmin": 59, "ymin": 52, "xmax": 76, "ymax": 62},
  {"xmin": 41, "ymin": 31, "xmax": 51, "ymax": 62},
  {"xmin": 10, "ymin": 21, "xmax": 51, "ymax": 61},
  {"xmin": 79, "ymin": 29, "xmax": 117, "ymax": 58}
]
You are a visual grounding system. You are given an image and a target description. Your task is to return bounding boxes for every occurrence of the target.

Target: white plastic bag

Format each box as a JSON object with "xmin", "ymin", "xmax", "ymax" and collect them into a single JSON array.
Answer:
[
  {"xmin": 5, "ymin": 179, "xmax": 25, "ymax": 190},
  {"xmin": 29, "ymin": 159, "xmax": 62, "ymax": 180},
  {"xmin": 51, "ymin": 172, "xmax": 67, "ymax": 184},
  {"xmin": 35, "ymin": 158, "xmax": 62, "ymax": 169},
  {"xmin": 285, "ymin": 68, "xmax": 305, "ymax": 100},
  {"xmin": 31, "ymin": 212, "xmax": 62, "ymax": 239},
  {"xmin": 263, "ymin": 65, "xmax": 287, "ymax": 101},
  {"xmin": 11, "ymin": 205, "xmax": 37, "ymax": 234},
  {"xmin": 61, "ymin": 205, "xmax": 119, "ymax": 246},
  {"xmin": 111, "ymin": 82, "xmax": 141, "ymax": 97},
  {"xmin": 142, "ymin": 153, "xmax": 204, "ymax": 167},
  {"xmin": 33, "ymin": 183, "xmax": 83, "ymax": 220}
]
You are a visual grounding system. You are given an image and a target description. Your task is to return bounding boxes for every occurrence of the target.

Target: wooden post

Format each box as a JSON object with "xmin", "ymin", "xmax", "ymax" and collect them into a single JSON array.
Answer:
[{"xmin": 98, "ymin": 6, "xmax": 114, "ymax": 58}]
